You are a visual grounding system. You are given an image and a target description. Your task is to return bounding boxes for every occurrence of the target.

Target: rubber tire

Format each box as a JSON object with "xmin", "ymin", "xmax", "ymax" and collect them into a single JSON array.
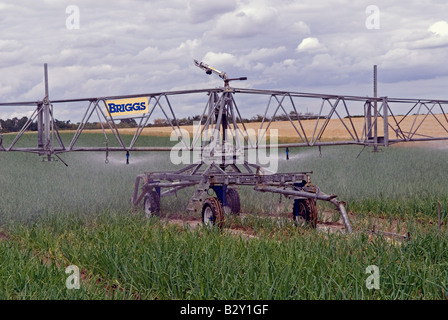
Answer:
[
  {"xmin": 202, "ymin": 197, "xmax": 225, "ymax": 228},
  {"xmin": 226, "ymin": 188, "xmax": 241, "ymax": 215},
  {"xmin": 144, "ymin": 190, "xmax": 161, "ymax": 217},
  {"xmin": 293, "ymin": 199, "xmax": 318, "ymax": 228}
]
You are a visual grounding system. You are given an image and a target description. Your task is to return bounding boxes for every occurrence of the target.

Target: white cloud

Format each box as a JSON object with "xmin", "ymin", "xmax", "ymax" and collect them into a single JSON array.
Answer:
[
  {"xmin": 208, "ymin": 5, "xmax": 278, "ymax": 38},
  {"xmin": 187, "ymin": 0, "xmax": 237, "ymax": 23},
  {"xmin": 199, "ymin": 47, "xmax": 288, "ymax": 76},
  {"xmin": 429, "ymin": 20, "xmax": 448, "ymax": 37},
  {"xmin": 202, "ymin": 52, "xmax": 236, "ymax": 67},
  {"xmin": 1, "ymin": 0, "xmax": 448, "ymax": 121},
  {"xmin": 178, "ymin": 39, "xmax": 200, "ymax": 51},
  {"xmin": 406, "ymin": 20, "xmax": 448, "ymax": 49},
  {"xmin": 246, "ymin": 47, "xmax": 287, "ymax": 61},
  {"xmin": 296, "ymin": 37, "xmax": 326, "ymax": 53},
  {"xmin": 291, "ymin": 21, "xmax": 311, "ymax": 35},
  {"xmin": 0, "ymin": 109, "xmax": 34, "ymax": 120},
  {"xmin": 236, "ymin": 47, "xmax": 287, "ymax": 70}
]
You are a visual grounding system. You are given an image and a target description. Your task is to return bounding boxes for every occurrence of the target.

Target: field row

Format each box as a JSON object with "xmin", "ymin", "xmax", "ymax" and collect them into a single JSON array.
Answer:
[{"xmin": 1, "ymin": 211, "xmax": 447, "ymax": 300}]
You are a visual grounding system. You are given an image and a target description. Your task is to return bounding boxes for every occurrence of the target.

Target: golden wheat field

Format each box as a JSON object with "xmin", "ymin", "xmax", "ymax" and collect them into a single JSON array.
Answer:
[{"xmin": 80, "ymin": 114, "xmax": 448, "ymax": 143}]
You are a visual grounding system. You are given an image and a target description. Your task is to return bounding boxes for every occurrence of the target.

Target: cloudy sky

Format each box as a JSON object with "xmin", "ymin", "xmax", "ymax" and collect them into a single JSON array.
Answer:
[{"xmin": 1, "ymin": 0, "xmax": 448, "ymax": 121}]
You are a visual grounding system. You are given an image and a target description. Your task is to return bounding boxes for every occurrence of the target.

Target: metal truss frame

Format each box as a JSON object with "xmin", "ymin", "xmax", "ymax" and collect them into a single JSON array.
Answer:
[
  {"xmin": 1, "ymin": 64, "xmax": 448, "ymax": 233},
  {"xmin": 2, "ymin": 84, "xmax": 448, "ymax": 158}
]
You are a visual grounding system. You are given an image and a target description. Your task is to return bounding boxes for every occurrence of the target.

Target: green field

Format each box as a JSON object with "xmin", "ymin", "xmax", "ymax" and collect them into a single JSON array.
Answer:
[{"xmin": 0, "ymin": 133, "xmax": 447, "ymax": 299}]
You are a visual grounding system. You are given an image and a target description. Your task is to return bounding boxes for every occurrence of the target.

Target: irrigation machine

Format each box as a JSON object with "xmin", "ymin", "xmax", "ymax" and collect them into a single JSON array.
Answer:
[{"xmin": 2, "ymin": 62, "xmax": 448, "ymax": 233}]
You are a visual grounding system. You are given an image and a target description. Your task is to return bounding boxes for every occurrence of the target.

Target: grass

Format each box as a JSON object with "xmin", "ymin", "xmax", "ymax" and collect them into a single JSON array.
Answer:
[
  {"xmin": 2, "ymin": 211, "xmax": 447, "ymax": 300},
  {"xmin": 0, "ymin": 132, "xmax": 447, "ymax": 299}
]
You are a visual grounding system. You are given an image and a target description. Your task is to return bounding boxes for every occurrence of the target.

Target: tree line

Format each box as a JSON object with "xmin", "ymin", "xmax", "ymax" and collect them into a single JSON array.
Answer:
[
  {"xmin": 151, "ymin": 111, "xmax": 318, "ymax": 126},
  {"xmin": 0, "ymin": 117, "xmax": 140, "ymax": 133},
  {"xmin": 0, "ymin": 111, "xmax": 318, "ymax": 133}
]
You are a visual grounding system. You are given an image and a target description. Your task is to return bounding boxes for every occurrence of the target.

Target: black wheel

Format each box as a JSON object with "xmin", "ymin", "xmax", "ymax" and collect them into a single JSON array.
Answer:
[
  {"xmin": 292, "ymin": 199, "xmax": 318, "ymax": 228},
  {"xmin": 225, "ymin": 188, "xmax": 241, "ymax": 215},
  {"xmin": 144, "ymin": 190, "xmax": 160, "ymax": 217},
  {"xmin": 202, "ymin": 196, "xmax": 225, "ymax": 228}
]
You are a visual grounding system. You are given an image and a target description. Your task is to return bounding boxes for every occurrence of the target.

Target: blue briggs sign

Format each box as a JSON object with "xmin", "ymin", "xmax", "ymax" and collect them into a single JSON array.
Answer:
[{"xmin": 106, "ymin": 97, "xmax": 149, "ymax": 117}]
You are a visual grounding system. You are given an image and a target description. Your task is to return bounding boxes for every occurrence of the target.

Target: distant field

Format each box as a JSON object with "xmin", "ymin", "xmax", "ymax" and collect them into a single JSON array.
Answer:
[{"xmin": 67, "ymin": 114, "xmax": 448, "ymax": 144}]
